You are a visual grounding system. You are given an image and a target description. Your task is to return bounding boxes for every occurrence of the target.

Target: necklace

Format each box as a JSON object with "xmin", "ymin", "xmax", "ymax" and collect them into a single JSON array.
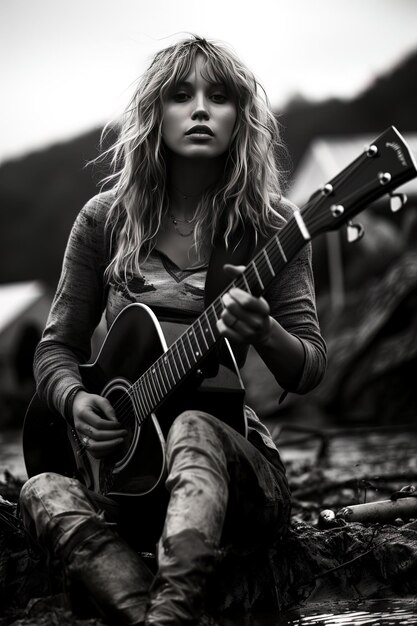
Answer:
[{"xmin": 169, "ymin": 212, "xmax": 195, "ymax": 237}]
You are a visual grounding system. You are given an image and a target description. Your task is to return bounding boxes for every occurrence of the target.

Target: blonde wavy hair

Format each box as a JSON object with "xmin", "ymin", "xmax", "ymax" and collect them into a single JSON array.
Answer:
[{"xmin": 99, "ymin": 35, "xmax": 288, "ymax": 284}]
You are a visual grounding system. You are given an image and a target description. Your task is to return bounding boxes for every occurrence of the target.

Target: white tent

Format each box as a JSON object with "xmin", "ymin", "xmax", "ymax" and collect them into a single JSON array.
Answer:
[
  {"xmin": 0, "ymin": 281, "xmax": 51, "ymax": 395},
  {"xmin": 288, "ymin": 133, "xmax": 417, "ymax": 208},
  {"xmin": 0, "ymin": 281, "xmax": 47, "ymax": 336}
]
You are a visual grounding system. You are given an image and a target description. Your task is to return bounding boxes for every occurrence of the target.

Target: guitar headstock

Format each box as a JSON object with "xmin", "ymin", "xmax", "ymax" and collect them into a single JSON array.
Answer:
[{"xmin": 301, "ymin": 126, "xmax": 417, "ymax": 237}]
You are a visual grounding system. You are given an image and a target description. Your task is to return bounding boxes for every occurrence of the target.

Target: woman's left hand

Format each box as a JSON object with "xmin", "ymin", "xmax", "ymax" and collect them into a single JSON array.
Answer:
[{"xmin": 216, "ymin": 264, "xmax": 272, "ymax": 345}]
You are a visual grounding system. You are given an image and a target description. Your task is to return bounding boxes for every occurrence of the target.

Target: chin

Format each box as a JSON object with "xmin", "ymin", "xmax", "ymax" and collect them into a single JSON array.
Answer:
[
  {"xmin": 165, "ymin": 143, "xmax": 228, "ymax": 160},
  {"xmin": 181, "ymin": 146, "xmax": 226, "ymax": 159}
]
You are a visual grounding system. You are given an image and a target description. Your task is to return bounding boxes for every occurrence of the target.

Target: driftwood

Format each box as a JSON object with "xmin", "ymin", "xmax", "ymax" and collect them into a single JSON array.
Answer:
[
  {"xmin": 291, "ymin": 473, "xmax": 417, "ymax": 500},
  {"xmin": 2, "ymin": 426, "xmax": 417, "ymax": 624},
  {"xmin": 2, "ymin": 479, "xmax": 417, "ymax": 626}
]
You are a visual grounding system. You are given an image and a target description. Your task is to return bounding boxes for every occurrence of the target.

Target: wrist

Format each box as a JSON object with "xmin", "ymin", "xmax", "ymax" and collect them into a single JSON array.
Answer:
[
  {"xmin": 252, "ymin": 317, "xmax": 274, "ymax": 348},
  {"xmin": 64, "ymin": 385, "xmax": 86, "ymax": 423}
]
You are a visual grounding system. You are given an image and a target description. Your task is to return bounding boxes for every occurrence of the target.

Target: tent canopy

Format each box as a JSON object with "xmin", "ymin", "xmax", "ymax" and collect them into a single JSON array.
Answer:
[
  {"xmin": 0, "ymin": 281, "xmax": 45, "ymax": 335},
  {"xmin": 288, "ymin": 133, "xmax": 417, "ymax": 207}
]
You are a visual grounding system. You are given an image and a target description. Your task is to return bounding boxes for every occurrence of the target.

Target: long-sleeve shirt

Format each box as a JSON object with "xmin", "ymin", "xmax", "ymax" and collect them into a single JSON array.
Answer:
[{"xmin": 34, "ymin": 190, "xmax": 326, "ymax": 452}]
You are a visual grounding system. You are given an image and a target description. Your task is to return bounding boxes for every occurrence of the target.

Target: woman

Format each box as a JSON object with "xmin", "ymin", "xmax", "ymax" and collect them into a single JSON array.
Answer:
[{"xmin": 20, "ymin": 36, "xmax": 326, "ymax": 625}]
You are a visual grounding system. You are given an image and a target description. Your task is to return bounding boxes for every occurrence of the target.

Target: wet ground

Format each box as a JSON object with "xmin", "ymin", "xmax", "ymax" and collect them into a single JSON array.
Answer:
[
  {"xmin": 276, "ymin": 599, "xmax": 417, "ymax": 625},
  {"xmin": 272, "ymin": 422, "xmax": 417, "ymax": 517},
  {"xmin": 4, "ymin": 421, "xmax": 417, "ymax": 493},
  {"xmin": 2, "ymin": 422, "xmax": 417, "ymax": 625}
]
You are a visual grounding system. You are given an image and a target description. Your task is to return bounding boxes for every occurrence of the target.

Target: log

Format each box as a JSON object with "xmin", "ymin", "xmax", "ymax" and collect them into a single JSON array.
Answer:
[{"xmin": 337, "ymin": 497, "xmax": 417, "ymax": 524}]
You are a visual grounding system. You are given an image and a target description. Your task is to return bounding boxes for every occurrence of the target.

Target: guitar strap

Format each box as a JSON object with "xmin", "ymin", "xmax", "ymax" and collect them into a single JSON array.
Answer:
[
  {"xmin": 204, "ymin": 221, "xmax": 267, "ymax": 368},
  {"xmin": 105, "ymin": 209, "xmax": 267, "ymax": 368}
]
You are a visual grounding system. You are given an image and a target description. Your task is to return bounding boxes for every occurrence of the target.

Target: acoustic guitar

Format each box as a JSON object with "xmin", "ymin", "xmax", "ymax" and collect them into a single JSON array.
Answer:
[{"xmin": 23, "ymin": 126, "xmax": 417, "ymax": 504}]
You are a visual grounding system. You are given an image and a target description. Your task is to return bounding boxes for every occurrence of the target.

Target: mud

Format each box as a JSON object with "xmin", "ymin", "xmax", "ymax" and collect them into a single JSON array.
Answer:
[{"xmin": 1, "ymin": 427, "xmax": 417, "ymax": 625}]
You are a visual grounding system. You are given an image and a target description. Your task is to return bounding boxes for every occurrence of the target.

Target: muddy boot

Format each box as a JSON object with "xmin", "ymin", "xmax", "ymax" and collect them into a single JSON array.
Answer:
[
  {"xmin": 60, "ymin": 517, "xmax": 153, "ymax": 626},
  {"xmin": 145, "ymin": 528, "xmax": 218, "ymax": 626}
]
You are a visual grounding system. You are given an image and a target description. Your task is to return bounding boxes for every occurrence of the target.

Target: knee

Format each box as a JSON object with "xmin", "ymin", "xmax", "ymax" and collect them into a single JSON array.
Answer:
[
  {"xmin": 171, "ymin": 410, "xmax": 218, "ymax": 434},
  {"xmin": 20, "ymin": 472, "xmax": 72, "ymax": 509},
  {"xmin": 167, "ymin": 410, "xmax": 226, "ymax": 462},
  {"xmin": 168, "ymin": 410, "xmax": 217, "ymax": 448}
]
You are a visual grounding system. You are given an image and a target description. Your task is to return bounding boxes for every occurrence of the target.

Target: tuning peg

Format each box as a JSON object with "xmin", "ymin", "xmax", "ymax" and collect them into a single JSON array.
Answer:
[
  {"xmin": 321, "ymin": 183, "xmax": 334, "ymax": 196},
  {"xmin": 347, "ymin": 220, "xmax": 364, "ymax": 243},
  {"xmin": 364, "ymin": 144, "xmax": 378, "ymax": 157},
  {"xmin": 390, "ymin": 193, "xmax": 407, "ymax": 213}
]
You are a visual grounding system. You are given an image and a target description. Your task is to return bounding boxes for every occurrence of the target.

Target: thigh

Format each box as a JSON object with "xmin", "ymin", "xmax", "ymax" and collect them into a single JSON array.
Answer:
[
  {"xmin": 219, "ymin": 425, "xmax": 291, "ymax": 546},
  {"xmin": 168, "ymin": 411, "xmax": 291, "ymax": 547},
  {"xmin": 19, "ymin": 472, "xmax": 121, "ymax": 541}
]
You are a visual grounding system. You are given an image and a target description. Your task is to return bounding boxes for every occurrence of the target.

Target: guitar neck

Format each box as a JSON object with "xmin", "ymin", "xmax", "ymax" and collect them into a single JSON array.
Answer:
[
  {"xmin": 126, "ymin": 126, "xmax": 417, "ymax": 422},
  {"xmin": 129, "ymin": 215, "xmax": 308, "ymax": 421}
]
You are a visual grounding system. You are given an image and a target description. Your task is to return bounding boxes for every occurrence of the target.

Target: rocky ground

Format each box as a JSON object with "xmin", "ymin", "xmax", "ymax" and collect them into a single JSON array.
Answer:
[{"xmin": 1, "ymin": 423, "xmax": 417, "ymax": 626}]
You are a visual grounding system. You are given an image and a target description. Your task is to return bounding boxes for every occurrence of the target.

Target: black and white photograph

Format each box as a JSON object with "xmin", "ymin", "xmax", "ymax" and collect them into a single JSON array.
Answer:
[{"xmin": 1, "ymin": 1, "xmax": 417, "ymax": 624}]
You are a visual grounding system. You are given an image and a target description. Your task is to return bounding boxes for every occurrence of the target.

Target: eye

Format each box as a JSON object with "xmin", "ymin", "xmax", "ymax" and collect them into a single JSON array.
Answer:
[
  {"xmin": 172, "ymin": 92, "xmax": 190, "ymax": 103},
  {"xmin": 211, "ymin": 93, "xmax": 228, "ymax": 104}
]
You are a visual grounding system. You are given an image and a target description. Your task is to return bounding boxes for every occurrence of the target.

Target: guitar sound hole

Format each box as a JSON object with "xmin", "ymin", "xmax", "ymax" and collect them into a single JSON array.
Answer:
[{"xmin": 105, "ymin": 387, "xmax": 138, "ymax": 463}]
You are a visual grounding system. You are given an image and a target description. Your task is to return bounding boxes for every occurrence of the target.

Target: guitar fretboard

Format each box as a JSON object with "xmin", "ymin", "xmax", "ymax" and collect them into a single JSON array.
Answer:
[
  {"xmin": 128, "ymin": 215, "xmax": 307, "ymax": 422},
  {"xmin": 121, "ymin": 127, "xmax": 417, "ymax": 423}
]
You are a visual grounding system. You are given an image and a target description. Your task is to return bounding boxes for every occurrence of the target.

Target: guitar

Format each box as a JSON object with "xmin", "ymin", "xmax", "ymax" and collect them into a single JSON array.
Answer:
[{"xmin": 23, "ymin": 126, "xmax": 417, "ymax": 502}]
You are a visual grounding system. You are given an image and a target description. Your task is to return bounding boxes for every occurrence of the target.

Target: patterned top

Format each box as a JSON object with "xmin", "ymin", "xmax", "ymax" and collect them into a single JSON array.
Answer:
[
  {"xmin": 34, "ymin": 191, "xmax": 327, "ymax": 453},
  {"xmin": 107, "ymin": 250, "xmax": 208, "ymax": 324}
]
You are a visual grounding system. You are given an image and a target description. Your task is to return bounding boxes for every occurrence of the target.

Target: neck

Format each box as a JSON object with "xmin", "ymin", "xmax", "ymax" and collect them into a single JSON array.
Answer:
[{"xmin": 166, "ymin": 152, "xmax": 226, "ymax": 217}]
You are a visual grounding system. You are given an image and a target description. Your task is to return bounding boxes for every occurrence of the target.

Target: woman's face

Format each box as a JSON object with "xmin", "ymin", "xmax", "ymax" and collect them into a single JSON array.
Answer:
[{"xmin": 161, "ymin": 55, "xmax": 237, "ymax": 159}]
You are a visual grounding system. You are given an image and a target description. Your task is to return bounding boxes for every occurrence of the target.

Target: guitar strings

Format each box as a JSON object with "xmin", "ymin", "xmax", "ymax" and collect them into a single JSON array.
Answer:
[
  {"xmin": 74, "ymin": 154, "xmax": 377, "ymax": 455},
  {"xmin": 123, "ymin": 156, "xmax": 379, "ymax": 420},
  {"xmin": 73, "ymin": 192, "xmax": 336, "ymax": 457},
  {"xmin": 73, "ymin": 201, "xmax": 328, "ymax": 458},
  {"xmin": 98, "ymin": 131, "xmax": 416, "ymax": 437},
  {"xmin": 74, "ymin": 217, "xmax": 307, "ymax": 458}
]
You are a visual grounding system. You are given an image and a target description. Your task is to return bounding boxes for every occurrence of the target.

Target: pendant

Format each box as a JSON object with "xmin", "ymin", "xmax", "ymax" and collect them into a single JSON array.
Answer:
[{"xmin": 170, "ymin": 213, "xmax": 194, "ymax": 237}]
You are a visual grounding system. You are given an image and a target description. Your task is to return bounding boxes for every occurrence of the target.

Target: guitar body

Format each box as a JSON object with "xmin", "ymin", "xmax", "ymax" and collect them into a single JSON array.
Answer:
[
  {"xmin": 23, "ymin": 303, "xmax": 246, "ymax": 503},
  {"xmin": 23, "ymin": 126, "xmax": 417, "ymax": 531}
]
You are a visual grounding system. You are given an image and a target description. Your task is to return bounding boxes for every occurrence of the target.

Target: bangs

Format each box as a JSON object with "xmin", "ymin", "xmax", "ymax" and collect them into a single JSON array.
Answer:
[
  {"xmin": 198, "ymin": 54, "xmax": 241, "ymax": 100},
  {"xmin": 102, "ymin": 34, "xmax": 285, "ymax": 284},
  {"xmin": 157, "ymin": 40, "xmax": 246, "ymax": 102}
]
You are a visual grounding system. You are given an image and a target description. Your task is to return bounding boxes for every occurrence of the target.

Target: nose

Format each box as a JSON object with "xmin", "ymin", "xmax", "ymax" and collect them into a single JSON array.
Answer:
[{"xmin": 191, "ymin": 93, "xmax": 209, "ymax": 121}]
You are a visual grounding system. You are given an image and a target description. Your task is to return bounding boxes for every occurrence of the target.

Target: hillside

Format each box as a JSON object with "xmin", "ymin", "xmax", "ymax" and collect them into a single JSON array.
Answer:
[
  {"xmin": 1, "ymin": 49, "xmax": 416, "ymax": 288},
  {"xmin": 281, "ymin": 49, "xmax": 417, "ymax": 176}
]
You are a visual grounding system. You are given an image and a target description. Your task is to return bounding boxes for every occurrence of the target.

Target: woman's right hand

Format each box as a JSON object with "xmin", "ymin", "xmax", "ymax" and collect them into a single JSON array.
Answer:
[{"xmin": 72, "ymin": 390, "xmax": 128, "ymax": 459}]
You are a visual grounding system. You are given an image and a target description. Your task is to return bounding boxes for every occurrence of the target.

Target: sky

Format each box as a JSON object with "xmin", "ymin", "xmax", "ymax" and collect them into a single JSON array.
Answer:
[{"xmin": 1, "ymin": 0, "xmax": 417, "ymax": 164}]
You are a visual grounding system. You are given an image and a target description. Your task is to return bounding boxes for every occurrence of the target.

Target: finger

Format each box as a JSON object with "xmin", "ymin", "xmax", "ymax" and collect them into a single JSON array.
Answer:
[
  {"xmin": 217, "ymin": 317, "xmax": 263, "ymax": 343},
  {"xmin": 221, "ymin": 307, "xmax": 240, "ymax": 329},
  {"xmin": 219, "ymin": 306, "xmax": 258, "ymax": 335},
  {"xmin": 216, "ymin": 319, "xmax": 246, "ymax": 343},
  {"xmin": 86, "ymin": 438, "xmax": 126, "ymax": 459},
  {"xmin": 90, "ymin": 437, "xmax": 125, "ymax": 450},
  {"xmin": 78, "ymin": 412, "xmax": 127, "ymax": 431},
  {"xmin": 219, "ymin": 288, "xmax": 272, "ymax": 340},
  {"xmin": 221, "ymin": 312, "xmax": 267, "ymax": 339},
  {"xmin": 227, "ymin": 289, "xmax": 271, "ymax": 314},
  {"xmin": 223, "ymin": 263, "xmax": 246, "ymax": 277},
  {"xmin": 217, "ymin": 313, "xmax": 260, "ymax": 340},
  {"xmin": 91, "ymin": 395, "xmax": 118, "ymax": 421},
  {"xmin": 222, "ymin": 293, "xmax": 269, "ymax": 329},
  {"xmin": 78, "ymin": 424, "xmax": 128, "ymax": 441},
  {"xmin": 223, "ymin": 264, "xmax": 249, "ymax": 295},
  {"xmin": 217, "ymin": 316, "xmax": 271, "ymax": 347}
]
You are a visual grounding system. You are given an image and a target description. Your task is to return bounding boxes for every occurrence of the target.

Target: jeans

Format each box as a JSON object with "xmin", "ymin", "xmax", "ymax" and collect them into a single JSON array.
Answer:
[{"xmin": 20, "ymin": 410, "xmax": 291, "ymax": 559}]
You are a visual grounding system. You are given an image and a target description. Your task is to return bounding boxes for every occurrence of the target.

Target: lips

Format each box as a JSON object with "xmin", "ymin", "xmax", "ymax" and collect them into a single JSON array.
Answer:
[{"xmin": 185, "ymin": 125, "xmax": 214, "ymax": 136}]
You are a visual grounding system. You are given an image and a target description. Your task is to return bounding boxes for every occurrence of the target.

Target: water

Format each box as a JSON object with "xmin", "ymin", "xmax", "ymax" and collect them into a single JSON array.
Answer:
[
  {"xmin": 277, "ymin": 599, "xmax": 417, "ymax": 626},
  {"xmin": 1, "ymin": 433, "xmax": 417, "ymax": 625}
]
